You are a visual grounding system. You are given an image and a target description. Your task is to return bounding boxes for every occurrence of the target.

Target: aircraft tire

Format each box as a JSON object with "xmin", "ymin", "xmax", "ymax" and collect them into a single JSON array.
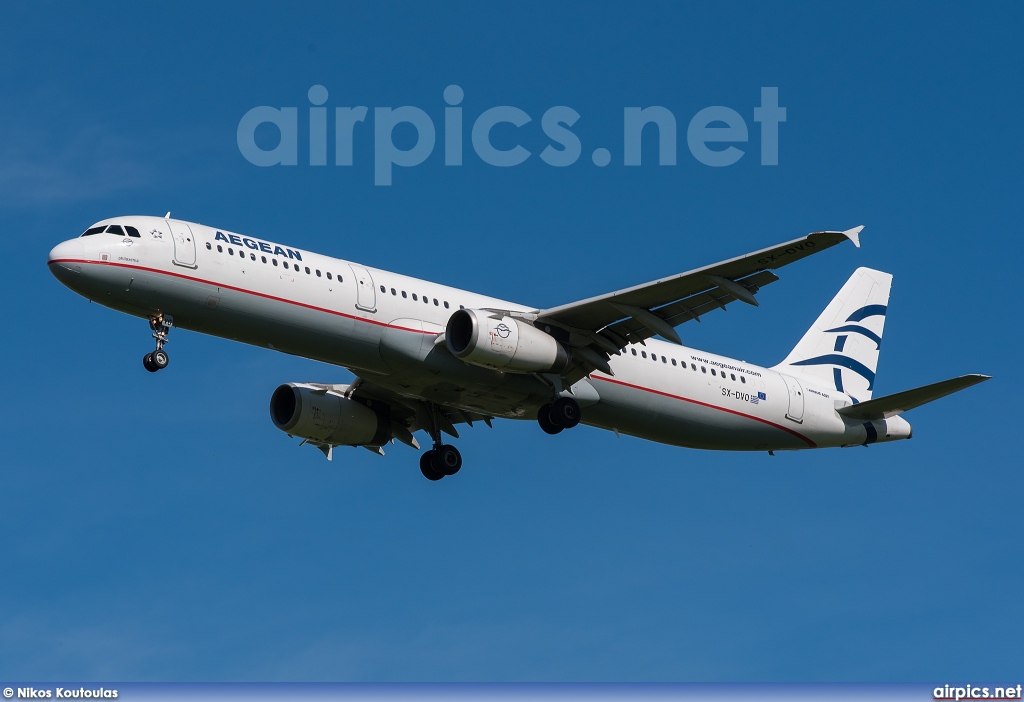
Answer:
[
  {"xmin": 550, "ymin": 397, "xmax": 581, "ymax": 429},
  {"xmin": 420, "ymin": 451, "xmax": 444, "ymax": 481},
  {"xmin": 152, "ymin": 349, "xmax": 169, "ymax": 370},
  {"xmin": 537, "ymin": 404, "xmax": 563, "ymax": 435},
  {"xmin": 431, "ymin": 444, "xmax": 462, "ymax": 475},
  {"xmin": 143, "ymin": 353, "xmax": 158, "ymax": 373}
]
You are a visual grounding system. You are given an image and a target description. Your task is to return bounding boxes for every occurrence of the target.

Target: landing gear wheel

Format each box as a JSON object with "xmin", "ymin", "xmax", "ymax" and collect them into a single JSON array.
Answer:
[
  {"xmin": 431, "ymin": 444, "xmax": 462, "ymax": 475},
  {"xmin": 549, "ymin": 397, "xmax": 581, "ymax": 429},
  {"xmin": 537, "ymin": 403, "xmax": 563, "ymax": 435},
  {"xmin": 143, "ymin": 353, "xmax": 158, "ymax": 373},
  {"xmin": 420, "ymin": 451, "xmax": 444, "ymax": 481},
  {"xmin": 151, "ymin": 349, "xmax": 169, "ymax": 370}
]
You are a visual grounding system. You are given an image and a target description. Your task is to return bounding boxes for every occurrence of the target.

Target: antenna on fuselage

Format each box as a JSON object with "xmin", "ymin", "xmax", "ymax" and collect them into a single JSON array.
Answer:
[{"xmin": 164, "ymin": 212, "xmax": 171, "ymax": 219}]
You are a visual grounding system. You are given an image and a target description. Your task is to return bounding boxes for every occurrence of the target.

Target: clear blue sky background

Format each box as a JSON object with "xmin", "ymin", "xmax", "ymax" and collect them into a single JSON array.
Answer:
[{"xmin": 1, "ymin": 1, "xmax": 1021, "ymax": 682}]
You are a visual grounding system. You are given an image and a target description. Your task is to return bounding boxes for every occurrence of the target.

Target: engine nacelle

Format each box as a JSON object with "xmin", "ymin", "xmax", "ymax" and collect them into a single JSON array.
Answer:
[
  {"xmin": 269, "ymin": 383, "xmax": 391, "ymax": 446},
  {"xmin": 445, "ymin": 309, "xmax": 570, "ymax": 373}
]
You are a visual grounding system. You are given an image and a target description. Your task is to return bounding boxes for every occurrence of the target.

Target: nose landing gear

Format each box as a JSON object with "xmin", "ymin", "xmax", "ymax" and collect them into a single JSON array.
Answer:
[{"xmin": 143, "ymin": 314, "xmax": 173, "ymax": 373}]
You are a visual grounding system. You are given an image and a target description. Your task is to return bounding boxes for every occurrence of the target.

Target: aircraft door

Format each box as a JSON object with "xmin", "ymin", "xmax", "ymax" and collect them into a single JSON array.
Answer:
[
  {"xmin": 780, "ymin": 374, "xmax": 805, "ymax": 423},
  {"xmin": 168, "ymin": 220, "xmax": 197, "ymax": 268},
  {"xmin": 349, "ymin": 264, "xmax": 376, "ymax": 312}
]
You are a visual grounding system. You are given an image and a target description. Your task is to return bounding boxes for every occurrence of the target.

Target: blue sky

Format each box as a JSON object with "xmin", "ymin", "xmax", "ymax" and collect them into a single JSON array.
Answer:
[{"xmin": 1, "ymin": 0, "xmax": 1021, "ymax": 681}]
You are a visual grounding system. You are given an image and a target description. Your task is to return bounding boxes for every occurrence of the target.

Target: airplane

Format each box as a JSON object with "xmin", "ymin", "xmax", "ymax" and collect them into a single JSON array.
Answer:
[{"xmin": 47, "ymin": 215, "xmax": 989, "ymax": 480}]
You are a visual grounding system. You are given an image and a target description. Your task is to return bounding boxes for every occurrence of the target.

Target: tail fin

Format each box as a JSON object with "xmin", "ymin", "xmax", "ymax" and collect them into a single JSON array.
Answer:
[{"xmin": 772, "ymin": 267, "xmax": 892, "ymax": 402}]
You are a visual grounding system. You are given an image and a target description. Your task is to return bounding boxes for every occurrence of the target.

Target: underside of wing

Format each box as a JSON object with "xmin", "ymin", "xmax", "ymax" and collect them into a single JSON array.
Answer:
[
  {"xmin": 333, "ymin": 377, "xmax": 493, "ymax": 450},
  {"xmin": 531, "ymin": 227, "xmax": 862, "ymax": 383}
]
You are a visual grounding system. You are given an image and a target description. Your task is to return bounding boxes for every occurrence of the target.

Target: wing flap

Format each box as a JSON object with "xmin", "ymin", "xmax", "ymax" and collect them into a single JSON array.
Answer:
[
  {"xmin": 837, "ymin": 374, "xmax": 990, "ymax": 421},
  {"xmin": 602, "ymin": 270, "xmax": 781, "ymax": 346}
]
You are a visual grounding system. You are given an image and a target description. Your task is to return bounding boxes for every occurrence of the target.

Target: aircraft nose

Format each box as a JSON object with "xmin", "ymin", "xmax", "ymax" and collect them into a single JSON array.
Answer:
[
  {"xmin": 47, "ymin": 239, "xmax": 85, "ymax": 284},
  {"xmin": 48, "ymin": 238, "xmax": 83, "ymax": 264}
]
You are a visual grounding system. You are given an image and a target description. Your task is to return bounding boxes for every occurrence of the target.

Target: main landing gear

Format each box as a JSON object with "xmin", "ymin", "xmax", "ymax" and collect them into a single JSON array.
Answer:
[
  {"xmin": 143, "ymin": 314, "xmax": 172, "ymax": 373},
  {"xmin": 419, "ymin": 444, "xmax": 462, "ymax": 481},
  {"xmin": 419, "ymin": 404, "xmax": 463, "ymax": 481},
  {"xmin": 537, "ymin": 396, "xmax": 581, "ymax": 435}
]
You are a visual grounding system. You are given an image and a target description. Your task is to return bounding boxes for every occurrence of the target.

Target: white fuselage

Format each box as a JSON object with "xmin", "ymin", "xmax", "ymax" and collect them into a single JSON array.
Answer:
[{"xmin": 48, "ymin": 216, "xmax": 906, "ymax": 452}]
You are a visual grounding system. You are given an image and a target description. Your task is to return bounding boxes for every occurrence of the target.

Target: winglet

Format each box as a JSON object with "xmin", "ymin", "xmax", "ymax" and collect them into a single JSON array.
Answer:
[{"xmin": 843, "ymin": 225, "xmax": 864, "ymax": 249}]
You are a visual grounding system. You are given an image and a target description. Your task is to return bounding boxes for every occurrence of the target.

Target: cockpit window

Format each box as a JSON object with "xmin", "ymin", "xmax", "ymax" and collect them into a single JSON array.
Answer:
[
  {"xmin": 125, "ymin": 225, "xmax": 141, "ymax": 237},
  {"xmin": 106, "ymin": 225, "xmax": 125, "ymax": 236},
  {"xmin": 81, "ymin": 226, "xmax": 106, "ymax": 237}
]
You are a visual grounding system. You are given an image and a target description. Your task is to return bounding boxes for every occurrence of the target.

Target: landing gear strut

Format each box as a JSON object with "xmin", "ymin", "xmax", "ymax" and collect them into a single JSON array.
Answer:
[
  {"xmin": 538, "ymin": 396, "xmax": 581, "ymax": 434},
  {"xmin": 419, "ymin": 404, "xmax": 463, "ymax": 481},
  {"xmin": 143, "ymin": 314, "xmax": 173, "ymax": 373}
]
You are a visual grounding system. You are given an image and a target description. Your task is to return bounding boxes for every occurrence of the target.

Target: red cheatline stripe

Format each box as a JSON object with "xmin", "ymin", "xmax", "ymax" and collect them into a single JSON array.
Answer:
[
  {"xmin": 48, "ymin": 258, "xmax": 437, "ymax": 335},
  {"xmin": 590, "ymin": 374, "xmax": 817, "ymax": 447}
]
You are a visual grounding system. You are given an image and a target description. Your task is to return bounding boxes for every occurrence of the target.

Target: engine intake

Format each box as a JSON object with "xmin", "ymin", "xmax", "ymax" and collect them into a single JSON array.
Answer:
[
  {"xmin": 270, "ymin": 383, "xmax": 391, "ymax": 446},
  {"xmin": 445, "ymin": 309, "xmax": 570, "ymax": 373}
]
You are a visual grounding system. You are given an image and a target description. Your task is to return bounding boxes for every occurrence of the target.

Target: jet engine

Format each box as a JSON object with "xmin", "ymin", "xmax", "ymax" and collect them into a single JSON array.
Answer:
[
  {"xmin": 270, "ymin": 383, "xmax": 391, "ymax": 447},
  {"xmin": 445, "ymin": 308, "xmax": 571, "ymax": 373}
]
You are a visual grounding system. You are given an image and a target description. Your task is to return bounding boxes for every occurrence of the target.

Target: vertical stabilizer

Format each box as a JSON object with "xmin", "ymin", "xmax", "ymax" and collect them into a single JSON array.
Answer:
[{"xmin": 772, "ymin": 267, "xmax": 892, "ymax": 402}]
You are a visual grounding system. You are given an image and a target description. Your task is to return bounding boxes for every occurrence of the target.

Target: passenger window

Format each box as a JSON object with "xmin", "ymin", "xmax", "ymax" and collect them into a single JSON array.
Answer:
[
  {"xmin": 282, "ymin": 261, "xmax": 288, "ymax": 269},
  {"xmin": 326, "ymin": 272, "xmax": 331, "ymax": 279},
  {"xmin": 691, "ymin": 364, "xmax": 696, "ymax": 371},
  {"xmin": 444, "ymin": 301, "xmax": 449, "ymax": 309},
  {"xmin": 316, "ymin": 270, "xmax": 321, "ymax": 277},
  {"xmin": 380, "ymin": 285, "xmax": 385, "ymax": 293},
  {"xmin": 239, "ymin": 250, "xmax": 245, "ymax": 258},
  {"xmin": 433, "ymin": 298, "xmax": 439, "ymax": 306},
  {"xmin": 261, "ymin": 255, "xmax": 267, "ymax": 263},
  {"xmin": 391, "ymin": 288, "xmax": 397, "ymax": 295},
  {"xmin": 424, "ymin": 296, "xmax": 429, "ymax": 304},
  {"xmin": 228, "ymin": 247, "xmax": 234, "ymax": 255},
  {"xmin": 250, "ymin": 253, "xmax": 256, "ymax": 261},
  {"xmin": 741, "ymin": 376, "xmax": 746, "ymax": 384},
  {"xmin": 217, "ymin": 245, "xmax": 223, "ymax": 253},
  {"xmin": 631, "ymin": 349, "xmax": 637, "ymax": 356},
  {"xmin": 125, "ymin": 226, "xmax": 141, "ymax": 237},
  {"xmin": 661, "ymin": 356, "xmax": 666, "ymax": 363},
  {"xmin": 671, "ymin": 359, "xmax": 677, "ymax": 366},
  {"xmin": 641, "ymin": 351, "xmax": 647, "ymax": 358},
  {"xmin": 106, "ymin": 225, "xmax": 125, "ymax": 236},
  {"xmin": 731, "ymin": 373, "xmax": 735, "ymax": 381},
  {"xmin": 305, "ymin": 267, "xmax": 311, "ymax": 274},
  {"xmin": 701, "ymin": 366, "xmax": 706, "ymax": 373},
  {"xmin": 711, "ymin": 369, "xmax": 716, "ymax": 376},
  {"xmin": 402, "ymin": 291, "xmax": 407, "ymax": 298},
  {"xmin": 81, "ymin": 226, "xmax": 106, "ymax": 237},
  {"xmin": 412, "ymin": 294, "xmax": 418, "ymax": 301},
  {"xmin": 205, "ymin": 242, "xmax": 211, "ymax": 250},
  {"xmin": 273, "ymin": 259, "xmax": 278, "ymax": 267}
]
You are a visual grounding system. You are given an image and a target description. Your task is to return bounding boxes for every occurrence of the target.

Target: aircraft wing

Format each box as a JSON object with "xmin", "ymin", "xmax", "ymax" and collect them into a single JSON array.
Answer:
[
  {"xmin": 837, "ymin": 374, "xmax": 991, "ymax": 421},
  {"xmin": 297, "ymin": 377, "xmax": 494, "ymax": 459},
  {"xmin": 531, "ymin": 227, "xmax": 863, "ymax": 381}
]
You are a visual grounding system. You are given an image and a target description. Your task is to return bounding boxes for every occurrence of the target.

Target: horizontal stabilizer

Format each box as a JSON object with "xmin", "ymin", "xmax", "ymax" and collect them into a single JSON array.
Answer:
[{"xmin": 837, "ymin": 374, "xmax": 990, "ymax": 421}]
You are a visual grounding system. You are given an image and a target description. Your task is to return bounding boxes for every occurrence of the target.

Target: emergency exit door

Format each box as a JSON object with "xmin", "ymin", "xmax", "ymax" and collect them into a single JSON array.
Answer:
[{"xmin": 349, "ymin": 264, "xmax": 376, "ymax": 312}]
